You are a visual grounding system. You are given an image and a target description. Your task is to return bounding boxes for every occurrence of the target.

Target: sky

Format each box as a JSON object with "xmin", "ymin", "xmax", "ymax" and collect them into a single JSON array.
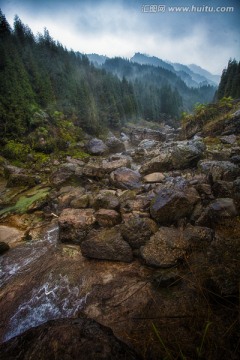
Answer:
[{"xmin": 1, "ymin": 0, "xmax": 240, "ymax": 74}]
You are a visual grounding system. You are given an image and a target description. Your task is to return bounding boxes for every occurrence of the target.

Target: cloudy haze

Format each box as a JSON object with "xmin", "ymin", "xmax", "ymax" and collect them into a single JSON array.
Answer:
[{"xmin": 1, "ymin": 0, "xmax": 240, "ymax": 74}]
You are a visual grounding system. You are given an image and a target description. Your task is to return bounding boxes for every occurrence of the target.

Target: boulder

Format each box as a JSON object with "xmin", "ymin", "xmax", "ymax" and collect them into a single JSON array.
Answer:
[
  {"xmin": 220, "ymin": 134, "xmax": 237, "ymax": 144},
  {"xmin": 120, "ymin": 216, "xmax": 158, "ymax": 249},
  {"xmin": 140, "ymin": 150, "xmax": 173, "ymax": 175},
  {"xmin": 57, "ymin": 187, "xmax": 85, "ymax": 209},
  {"xmin": 80, "ymin": 228, "xmax": 133, "ymax": 262},
  {"xmin": 93, "ymin": 191, "xmax": 120, "ymax": 210},
  {"xmin": 171, "ymin": 139, "xmax": 204, "ymax": 169},
  {"xmin": 51, "ymin": 163, "xmax": 76, "ymax": 186},
  {"xmin": 58, "ymin": 208, "xmax": 96, "ymax": 244},
  {"xmin": 0, "ymin": 318, "xmax": 140, "ymax": 360},
  {"xmin": 110, "ymin": 167, "xmax": 142, "ymax": 190},
  {"xmin": 86, "ymin": 138, "xmax": 108, "ymax": 155},
  {"xmin": 77, "ymin": 157, "xmax": 131, "ymax": 179},
  {"xmin": 106, "ymin": 136, "xmax": 125, "ymax": 153},
  {"xmin": 140, "ymin": 227, "xmax": 189, "ymax": 268},
  {"xmin": 95, "ymin": 209, "xmax": 121, "ymax": 227},
  {"xmin": 196, "ymin": 198, "xmax": 238, "ymax": 226},
  {"xmin": 138, "ymin": 139, "xmax": 159, "ymax": 150},
  {"xmin": 140, "ymin": 138, "xmax": 204, "ymax": 175},
  {"xmin": 198, "ymin": 160, "xmax": 240, "ymax": 182},
  {"xmin": 143, "ymin": 172, "xmax": 165, "ymax": 183},
  {"xmin": 150, "ymin": 186, "xmax": 200, "ymax": 224}
]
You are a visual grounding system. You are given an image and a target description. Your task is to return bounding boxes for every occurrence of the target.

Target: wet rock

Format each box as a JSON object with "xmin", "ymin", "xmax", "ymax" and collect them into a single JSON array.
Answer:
[
  {"xmin": 183, "ymin": 224, "xmax": 214, "ymax": 250},
  {"xmin": 150, "ymin": 186, "xmax": 200, "ymax": 225},
  {"xmin": 120, "ymin": 216, "xmax": 158, "ymax": 249},
  {"xmin": 140, "ymin": 227, "xmax": 189, "ymax": 268},
  {"xmin": 95, "ymin": 209, "xmax": 121, "ymax": 227},
  {"xmin": 7, "ymin": 174, "xmax": 39, "ymax": 188},
  {"xmin": 106, "ymin": 136, "xmax": 125, "ymax": 153},
  {"xmin": 58, "ymin": 208, "xmax": 96, "ymax": 244},
  {"xmin": 199, "ymin": 160, "xmax": 240, "ymax": 182},
  {"xmin": 171, "ymin": 139, "xmax": 204, "ymax": 169},
  {"xmin": 57, "ymin": 187, "xmax": 85, "ymax": 209},
  {"xmin": 128, "ymin": 127, "xmax": 166, "ymax": 145},
  {"xmin": 77, "ymin": 157, "xmax": 131, "ymax": 179},
  {"xmin": 196, "ymin": 198, "xmax": 238, "ymax": 226},
  {"xmin": 110, "ymin": 167, "xmax": 142, "ymax": 190},
  {"xmin": 0, "ymin": 242, "xmax": 10, "ymax": 254},
  {"xmin": 80, "ymin": 228, "xmax": 133, "ymax": 262},
  {"xmin": 0, "ymin": 225, "xmax": 25, "ymax": 246},
  {"xmin": 138, "ymin": 139, "xmax": 159, "ymax": 150},
  {"xmin": 93, "ymin": 191, "xmax": 120, "ymax": 211},
  {"xmin": 143, "ymin": 172, "xmax": 165, "ymax": 183},
  {"xmin": 140, "ymin": 138, "xmax": 204, "ymax": 175},
  {"xmin": 86, "ymin": 138, "xmax": 108, "ymax": 155},
  {"xmin": 70, "ymin": 194, "xmax": 90, "ymax": 209},
  {"xmin": 140, "ymin": 150, "xmax": 173, "ymax": 175},
  {"xmin": 220, "ymin": 134, "xmax": 237, "ymax": 144},
  {"xmin": 0, "ymin": 318, "xmax": 140, "ymax": 360},
  {"xmin": 51, "ymin": 163, "xmax": 76, "ymax": 186}
]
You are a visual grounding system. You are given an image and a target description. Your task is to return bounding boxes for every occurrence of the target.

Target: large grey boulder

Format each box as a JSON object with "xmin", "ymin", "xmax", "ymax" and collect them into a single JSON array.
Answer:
[
  {"xmin": 198, "ymin": 160, "xmax": 240, "ymax": 182},
  {"xmin": 80, "ymin": 228, "xmax": 133, "ymax": 262},
  {"xmin": 196, "ymin": 198, "xmax": 238, "ymax": 226},
  {"xmin": 110, "ymin": 167, "xmax": 142, "ymax": 189},
  {"xmin": 150, "ymin": 186, "xmax": 200, "ymax": 224},
  {"xmin": 86, "ymin": 138, "xmax": 108, "ymax": 155},
  {"xmin": 106, "ymin": 136, "xmax": 125, "ymax": 153},
  {"xmin": 140, "ymin": 138, "xmax": 205, "ymax": 175}
]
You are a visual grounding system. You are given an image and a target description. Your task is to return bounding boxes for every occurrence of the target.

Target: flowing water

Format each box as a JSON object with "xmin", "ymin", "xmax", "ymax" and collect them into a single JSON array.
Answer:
[{"xmin": 0, "ymin": 224, "xmax": 89, "ymax": 343}]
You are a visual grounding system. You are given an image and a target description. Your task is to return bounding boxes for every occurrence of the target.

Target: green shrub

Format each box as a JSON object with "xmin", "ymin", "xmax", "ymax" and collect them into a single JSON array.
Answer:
[{"xmin": 2, "ymin": 140, "xmax": 32, "ymax": 161}]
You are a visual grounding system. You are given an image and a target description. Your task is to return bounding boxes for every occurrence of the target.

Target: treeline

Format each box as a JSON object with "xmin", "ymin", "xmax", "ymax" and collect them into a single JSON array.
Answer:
[
  {"xmin": 0, "ymin": 10, "xmax": 218, "ymax": 143},
  {"xmin": 0, "ymin": 10, "xmax": 137, "ymax": 140},
  {"xmin": 102, "ymin": 57, "xmax": 216, "ymax": 121},
  {"xmin": 217, "ymin": 59, "xmax": 240, "ymax": 100}
]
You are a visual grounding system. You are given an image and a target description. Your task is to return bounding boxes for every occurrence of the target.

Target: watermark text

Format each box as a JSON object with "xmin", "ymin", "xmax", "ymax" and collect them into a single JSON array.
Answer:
[{"xmin": 141, "ymin": 4, "xmax": 234, "ymax": 13}]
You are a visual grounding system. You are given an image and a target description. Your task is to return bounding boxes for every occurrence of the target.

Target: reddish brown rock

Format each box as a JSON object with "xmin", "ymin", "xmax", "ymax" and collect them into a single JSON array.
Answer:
[
  {"xmin": 95, "ymin": 209, "xmax": 121, "ymax": 227},
  {"xmin": 58, "ymin": 208, "xmax": 96, "ymax": 244}
]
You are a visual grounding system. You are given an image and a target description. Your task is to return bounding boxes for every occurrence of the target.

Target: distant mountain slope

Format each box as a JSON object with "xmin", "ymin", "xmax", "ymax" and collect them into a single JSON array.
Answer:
[
  {"xmin": 102, "ymin": 57, "xmax": 216, "ymax": 119},
  {"xmin": 130, "ymin": 52, "xmax": 219, "ymax": 88},
  {"xmin": 86, "ymin": 53, "xmax": 108, "ymax": 66},
  {"xmin": 130, "ymin": 52, "xmax": 174, "ymax": 72},
  {"xmin": 188, "ymin": 64, "xmax": 220, "ymax": 85}
]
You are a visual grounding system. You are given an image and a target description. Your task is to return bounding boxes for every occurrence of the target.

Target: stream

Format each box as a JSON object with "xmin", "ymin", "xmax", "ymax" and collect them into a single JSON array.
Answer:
[{"xmin": 0, "ymin": 224, "xmax": 89, "ymax": 343}]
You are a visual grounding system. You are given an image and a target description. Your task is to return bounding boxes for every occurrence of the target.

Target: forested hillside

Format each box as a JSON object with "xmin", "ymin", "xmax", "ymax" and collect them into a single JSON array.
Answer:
[
  {"xmin": 0, "ymin": 10, "xmax": 218, "ymax": 145},
  {"xmin": 0, "ymin": 11, "xmax": 137, "ymax": 140},
  {"xmin": 102, "ymin": 57, "xmax": 216, "ymax": 121},
  {"xmin": 217, "ymin": 59, "xmax": 240, "ymax": 100}
]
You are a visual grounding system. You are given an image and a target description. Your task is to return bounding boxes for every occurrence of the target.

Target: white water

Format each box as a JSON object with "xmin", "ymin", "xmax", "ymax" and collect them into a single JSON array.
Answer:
[
  {"xmin": 4, "ymin": 273, "xmax": 89, "ymax": 342},
  {"xmin": 1, "ymin": 225, "xmax": 89, "ymax": 342},
  {"xmin": 0, "ymin": 226, "xmax": 58, "ymax": 287}
]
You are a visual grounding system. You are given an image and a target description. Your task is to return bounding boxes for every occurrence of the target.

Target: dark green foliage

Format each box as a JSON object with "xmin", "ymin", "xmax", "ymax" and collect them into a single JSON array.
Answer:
[
  {"xmin": 0, "ymin": 11, "xmax": 137, "ymax": 140},
  {"xmin": 217, "ymin": 59, "xmax": 240, "ymax": 100},
  {"xmin": 0, "ymin": 10, "xmax": 218, "ymax": 142},
  {"xmin": 103, "ymin": 57, "xmax": 216, "ymax": 121}
]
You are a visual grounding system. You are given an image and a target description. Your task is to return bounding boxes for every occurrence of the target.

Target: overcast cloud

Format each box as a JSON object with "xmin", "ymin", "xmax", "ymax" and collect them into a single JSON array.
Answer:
[{"xmin": 1, "ymin": 0, "xmax": 240, "ymax": 74}]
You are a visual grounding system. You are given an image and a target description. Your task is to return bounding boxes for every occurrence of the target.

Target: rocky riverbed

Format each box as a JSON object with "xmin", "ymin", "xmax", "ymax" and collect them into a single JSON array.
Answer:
[{"xmin": 0, "ymin": 118, "xmax": 240, "ymax": 359}]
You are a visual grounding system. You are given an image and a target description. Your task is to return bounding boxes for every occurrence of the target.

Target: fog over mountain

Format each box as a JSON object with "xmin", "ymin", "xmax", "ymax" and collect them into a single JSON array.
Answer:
[{"xmin": 1, "ymin": 0, "xmax": 239, "ymax": 74}]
